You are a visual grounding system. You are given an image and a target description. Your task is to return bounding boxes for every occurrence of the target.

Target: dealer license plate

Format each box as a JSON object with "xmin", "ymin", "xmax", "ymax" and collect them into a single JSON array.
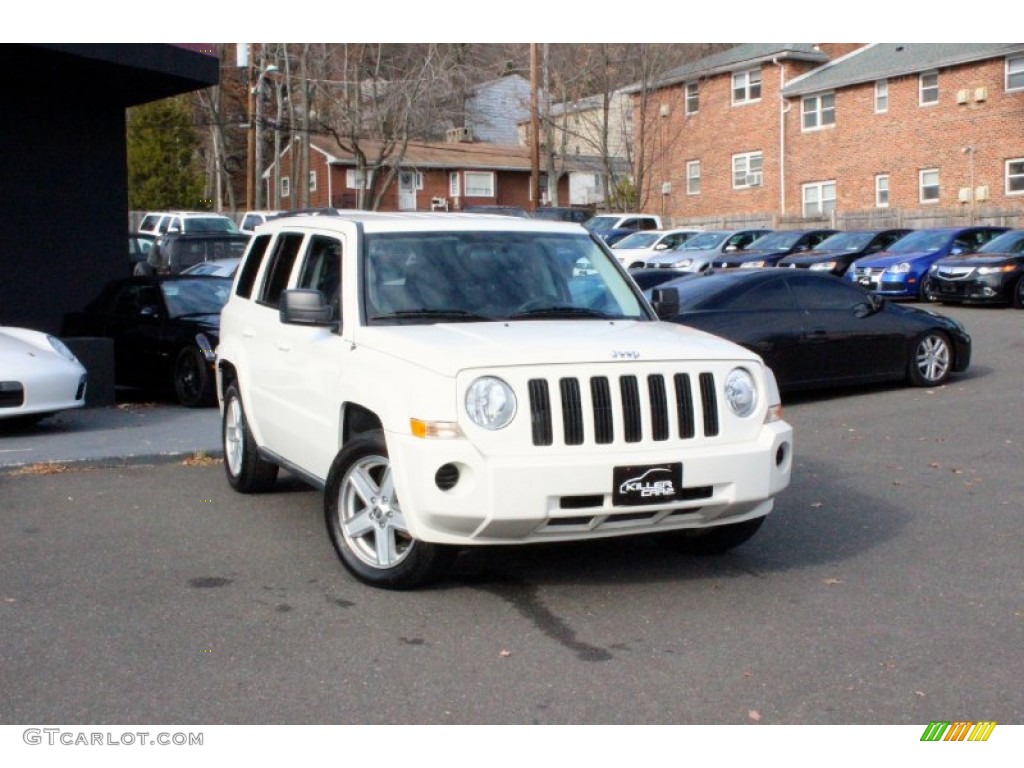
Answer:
[{"xmin": 612, "ymin": 462, "xmax": 683, "ymax": 506}]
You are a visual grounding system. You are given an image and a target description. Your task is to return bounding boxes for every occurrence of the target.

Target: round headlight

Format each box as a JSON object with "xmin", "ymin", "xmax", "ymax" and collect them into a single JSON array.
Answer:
[
  {"xmin": 465, "ymin": 377, "xmax": 517, "ymax": 430},
  {"xmin": 724, "ymin": 368, "xmax": 758, "ymax": 418},
  {"xmin": 889, "ymin": 262, "xmax": 911, "ymax": 274}
]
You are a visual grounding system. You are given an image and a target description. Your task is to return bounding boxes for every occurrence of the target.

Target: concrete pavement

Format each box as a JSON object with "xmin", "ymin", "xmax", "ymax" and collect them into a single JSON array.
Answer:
[{"xmin": 0, "ymin": 399, "xmax": 221, "ymax": 468}]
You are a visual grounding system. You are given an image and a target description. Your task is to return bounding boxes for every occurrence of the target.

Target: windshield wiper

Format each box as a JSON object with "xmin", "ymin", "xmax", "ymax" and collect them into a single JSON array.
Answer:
[
  {"xmin": 370, "ymin": 309, "xmax": 493, "ymax": 322},
  {"xmin": 510, "ymin": 305, "xmax": 617, "ymax": 320}
]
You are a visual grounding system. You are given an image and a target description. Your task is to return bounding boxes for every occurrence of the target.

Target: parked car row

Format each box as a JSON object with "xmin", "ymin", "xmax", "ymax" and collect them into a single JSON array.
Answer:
[{"xmin": 625, "ymin": 224, "xmax": 1024, "ymax": 306}]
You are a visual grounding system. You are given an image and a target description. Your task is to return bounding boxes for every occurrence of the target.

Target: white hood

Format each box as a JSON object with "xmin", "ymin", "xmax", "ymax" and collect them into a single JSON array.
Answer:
[{"xmin": 355, "ymin": 319, "xmax": 761, "ymax": 377}]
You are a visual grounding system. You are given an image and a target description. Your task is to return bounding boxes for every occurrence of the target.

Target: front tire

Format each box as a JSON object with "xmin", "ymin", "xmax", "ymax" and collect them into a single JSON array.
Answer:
[
  {"xmin": 908, "ymin": 331, "xmax": 952, "ymax": 386},
  {"xmin": 920, "ymin": 275, "xmax": 939, "ymax": 303},
  {"xmin": 325, "ymin": 430, "xmax": 455, "ymax": 589},
  {"xmin": 662, "ymin": 516, "xmax": 766, "ymax": 555},
  {"xmin": 174, "ymin": 346, "xmax": 214, "ymax": 407},
  {"xmin": 222, "ymin": 383, "xmax": 278, "ymax": 492},
  {"xmin": 1012, "ymin": 276, "xmax": 1024, "ymax": 309}
]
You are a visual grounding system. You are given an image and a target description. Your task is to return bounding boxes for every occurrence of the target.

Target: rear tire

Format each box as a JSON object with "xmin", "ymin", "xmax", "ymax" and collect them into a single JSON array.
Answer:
[
  {"xmin": 325, "ymin": 430, "xmax": 455, "ymax": 589},
  {"xmin": 1013, "ymin": 277, "xmax": 1024, "ymax": 309},
  {"xmin": 222, "ymin": 383, "xmax": 278, "ymax": 492}
]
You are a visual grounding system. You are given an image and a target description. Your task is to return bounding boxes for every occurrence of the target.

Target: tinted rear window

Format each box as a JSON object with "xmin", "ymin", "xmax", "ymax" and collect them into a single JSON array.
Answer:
[{"xmin": 235, "ymin": 235, "xmax": 273, "ymax": 299}]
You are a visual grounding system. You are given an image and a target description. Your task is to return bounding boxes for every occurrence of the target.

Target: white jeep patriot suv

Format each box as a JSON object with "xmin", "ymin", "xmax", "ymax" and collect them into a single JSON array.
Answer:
[{"xmin": 216, "ymin": 211, "xmax": 792, "ymax": 589}]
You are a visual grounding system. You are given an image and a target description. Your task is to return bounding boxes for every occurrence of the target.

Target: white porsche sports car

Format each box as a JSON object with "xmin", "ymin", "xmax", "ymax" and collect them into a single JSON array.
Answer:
[{"xmin": 0, "ymin": 327, "xmax": 87, "ymax": 424}]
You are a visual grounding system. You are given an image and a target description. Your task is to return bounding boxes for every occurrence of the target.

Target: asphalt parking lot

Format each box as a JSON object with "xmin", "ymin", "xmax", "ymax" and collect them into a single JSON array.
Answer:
[{"xmin": 1, "ymin": 303, "xmax": 1022, "ymax": 727}]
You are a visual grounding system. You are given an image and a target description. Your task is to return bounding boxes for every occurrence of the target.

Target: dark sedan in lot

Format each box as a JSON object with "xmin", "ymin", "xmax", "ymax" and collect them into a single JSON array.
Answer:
[
  {"xmin": 777, "ymin": 228, "xmax": 912, "ymax": 275},
  {"xmin": 62, "ymin": 275, "xmax": 232, "ymax": 406},
  {"xmin": 712, "ymin": 229, "xmax": 837, "ymax": 269},
  {"xmin": 926, "ymin": 229, "xmax": 1024, "ymax": 307},
  {"xmin": 649, "ymin": 270, "xmax": 971, "ymax": 392}
]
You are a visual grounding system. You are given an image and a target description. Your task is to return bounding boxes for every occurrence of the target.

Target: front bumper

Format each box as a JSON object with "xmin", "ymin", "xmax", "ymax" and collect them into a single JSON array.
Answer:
[
  {"xmin": 932, "ymin": 274, "xmax": 1015, "ymax": 304},
  {"xmin": 387, "ymin": 421, "xmax": 793, "ymax": 545}
]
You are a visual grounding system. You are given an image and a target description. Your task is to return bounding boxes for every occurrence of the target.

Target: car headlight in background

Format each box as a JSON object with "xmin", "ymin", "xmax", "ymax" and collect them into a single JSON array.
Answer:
[
  {"xmin": 465, "ymin": 376, "xmax": 517, "ymax": 430},
  {"xmin": 740, "ymin": 260, "xmax": 765, "ymax": 268},
  {"xmin": 810, "ymin": 261, "xmax": 837, "ymax": 271},
  {"xmin": 724, "ymin": 368, "xmax": 758, "ymax": 418},
  {"xmin": 977, "ymin": 264, "xmax": 1014, "ymax": 275},
  {"xmin": 888, "ymin": 262, "xmax": 911, "ymax": 274},
  {"xmin": 46, "ymin": 335, "xmax": 80, "ymax": 364},
  {"xmin": 672, "ymin": 258, "xmax": 693, "ymax": 268}
]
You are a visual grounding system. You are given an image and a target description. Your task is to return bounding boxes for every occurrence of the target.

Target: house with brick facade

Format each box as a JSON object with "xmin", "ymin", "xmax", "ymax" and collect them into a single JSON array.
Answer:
[
  {"xmin": 636, "ymin": 43, "xmax": 1024, "ymax": 229},
  {"xmin": 266, "ymin": 134, "xmax": 571, "ymax": 212}
]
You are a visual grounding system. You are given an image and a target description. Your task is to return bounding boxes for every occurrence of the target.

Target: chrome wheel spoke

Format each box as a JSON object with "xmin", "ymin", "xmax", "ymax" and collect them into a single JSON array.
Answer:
[{"xmin": 343, "ymin": 507, "xmax": 376, "ymax": 539}]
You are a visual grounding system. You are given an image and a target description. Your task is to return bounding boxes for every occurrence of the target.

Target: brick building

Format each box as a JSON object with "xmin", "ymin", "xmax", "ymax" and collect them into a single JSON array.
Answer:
[
  {"xmin": 637, "ymin": 43, "xmax": 1024, "ymax": 228},
  {"xmin": 267, "ymin": 135, "xmax": 571, "ymax": 212}
]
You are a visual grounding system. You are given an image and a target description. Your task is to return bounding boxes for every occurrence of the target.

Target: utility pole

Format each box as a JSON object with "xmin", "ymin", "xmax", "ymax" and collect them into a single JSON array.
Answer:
[
  {"xmin": 245, "ymin": 46, "xmax": 256, "ymax": 211},
  {"xmin": 530, "ymin": 43, "xmax": 540, "ymax": 213}
]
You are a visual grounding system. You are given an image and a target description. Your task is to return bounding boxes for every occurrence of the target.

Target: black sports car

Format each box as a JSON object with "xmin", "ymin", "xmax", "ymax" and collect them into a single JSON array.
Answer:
[
  {"xmin": 926, "ymin": 229, "xmax": 1024, "ymax": 306},
  {"xmin": 62, "ymin": 275, "xmax": 232, "ymax": 406},
  {"xmin": 649, "ymin": 270, "xmax": 971, "ymax": 392},
  {"xmin": 777, "ymin": 228, "xmax": 912, "ymax": 276}
]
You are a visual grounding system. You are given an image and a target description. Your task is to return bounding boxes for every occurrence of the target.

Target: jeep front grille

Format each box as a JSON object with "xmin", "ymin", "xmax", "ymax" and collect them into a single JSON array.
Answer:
[{"xmin": 527, "ymin": 372, "xmax": 720, "ymax": 447}]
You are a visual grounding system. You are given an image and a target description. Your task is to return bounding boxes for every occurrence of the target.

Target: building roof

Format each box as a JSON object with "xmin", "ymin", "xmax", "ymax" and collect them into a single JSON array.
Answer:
[
  {"xmin": 308, "ymin": 135, "xmax": 598, "ymax": 173},
  {"xmin": 783, "ymin": 43, "xmax": 1024, "ymax": 96},
  {"xmin": 626, "ymin": 44, "xmax": 830, "ymax": 93}
]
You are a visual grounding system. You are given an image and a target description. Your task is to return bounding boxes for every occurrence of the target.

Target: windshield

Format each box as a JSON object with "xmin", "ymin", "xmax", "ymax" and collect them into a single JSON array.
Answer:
[
  {"xmin": 887, "ymin": 230, "xmax": 951, "ymax": 253},
  {"xmin": 679, "ymin": 232, "xmax": 727, "ymax": 250},
  {"xmin": 363, "ymin": 231, "xmax": 649, "ymax": 324},
  {"xmin": 160, "ymin": 277, "xmax": 232, "ymax": 318},
  {"xmin": 977, "ymin": 230, "xmax": 1024, "ymax": 254},
  {"xmin": 812, "ymin": 231, "xmax": 874, "ymax": 251},
  {"xmin": 185, "ymin": 217, "xmax": 239, "ymax": 233},
  {"xmin": 582, "ymin": 216, "xmax": 619, "ymax": 232},
  {"xmin": 747, "ymin": 231, "xmax": 802, "ymax": 250},
  {"xmin": 613, "ymin": 232, "xmax": 660, "ymax": 249}
]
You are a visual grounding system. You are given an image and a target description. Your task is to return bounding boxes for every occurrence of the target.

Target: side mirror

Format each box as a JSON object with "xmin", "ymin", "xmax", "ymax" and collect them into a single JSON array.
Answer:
[
  {"xmin": 854, "ymin": 294, "xmax": 884, "ymax": 318},
  {"xmin": 651, "ymin": 287, "xmax": 680, "ymax": 320},
  {"xmin": 280, "ymin": 289, "xmax": 335, "ymax": 327},
  {"xmin": 654, "ymin": 243, "xmax": 670, "ymax": 251}
]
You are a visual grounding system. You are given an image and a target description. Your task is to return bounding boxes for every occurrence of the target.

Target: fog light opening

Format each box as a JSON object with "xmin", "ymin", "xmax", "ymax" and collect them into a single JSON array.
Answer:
[
  {"xmin": 776, "ymin": 442, "xmax": 789, "ymax": 467},
  {"xmin": 435, "ymin": 463, "xmax": 460, "ymax": 491}
]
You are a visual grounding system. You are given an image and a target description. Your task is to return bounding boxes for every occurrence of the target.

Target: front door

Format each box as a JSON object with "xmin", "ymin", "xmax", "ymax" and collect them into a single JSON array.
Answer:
[{"xmin": 398, "ymin": 172, "xmax": 417, "ymax": 211}]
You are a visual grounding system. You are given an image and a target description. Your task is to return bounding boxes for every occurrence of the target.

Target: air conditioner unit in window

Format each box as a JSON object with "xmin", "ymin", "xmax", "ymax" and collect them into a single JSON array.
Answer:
[{"xmin": 745, "ymin": 173, "xmax": 762, "ymax": 187}]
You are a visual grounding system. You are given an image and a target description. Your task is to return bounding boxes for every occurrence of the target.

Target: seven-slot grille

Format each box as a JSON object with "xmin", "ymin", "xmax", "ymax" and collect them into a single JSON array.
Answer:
[{"xmin": 528, "ymin": 372, "xmax": 719, "ymax": 447}]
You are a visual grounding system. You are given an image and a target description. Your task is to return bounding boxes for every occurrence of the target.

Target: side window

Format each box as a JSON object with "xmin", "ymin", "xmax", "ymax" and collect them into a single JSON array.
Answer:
[
  {"xmin": 621, "ymin": 219, "xmax": 639, "ymax": 231},
  {"xmin": 640, "ymin": 218, "xmax": 658, "ymax": 231},
  {"xmin": 258, "ymin": 233, "xmax": 305, "ymax": 308},
  {"xmin": 790, "ymin": 274, "xmax": 864, "ymax": 311},
  {"xmin": 235, "ymin": 235, "xmax": 273, "ymax": 299},
  {"xmin": 296, "ymin": 235, "xmax": 343, "ymax": 314},
  {"xmin": 721, "ymin": 276, "xmax": 796, "ymax": 311}
]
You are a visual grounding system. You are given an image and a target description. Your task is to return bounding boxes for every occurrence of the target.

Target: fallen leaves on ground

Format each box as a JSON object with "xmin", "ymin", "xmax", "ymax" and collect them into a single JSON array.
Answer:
[{"xmin": 181, "ymin": 452, "xmax": 222, "ymax": 467}]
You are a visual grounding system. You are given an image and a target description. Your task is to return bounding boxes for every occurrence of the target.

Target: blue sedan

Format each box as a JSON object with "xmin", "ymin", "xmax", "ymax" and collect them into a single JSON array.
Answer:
[{"xmin": 847, "ymin": 226, "xmax": 1008, "ymax": 300}]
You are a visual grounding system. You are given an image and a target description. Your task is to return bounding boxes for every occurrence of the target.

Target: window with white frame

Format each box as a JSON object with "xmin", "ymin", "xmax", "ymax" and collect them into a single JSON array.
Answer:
[
  {"xmin": 309, "ymin": 170, "xmax": 317, "ymax": 193},
  {"xmin": 1007, "ymin": 158, "xmax": 1024, "ymax": 195},
  {"xmin": 281, "ymin": 176, "xmax": 290, "ymax": 198},
  {"xmin": 449, "ymin": 171, "xmax": 460, "ymax": 197},
  {"xmin": 802, "ymin": 92, "xmax": 835, "ymax": 130},
  {"xmin": 875, "ymin": 80, "xmax": 889, "ymax": 113},
  {"xmin": 686, "ymin": 160, "xmax": 700, "ymax": 195},
  {"xmin": 732, "ymin": 68, "xmax": 762, "ymax": 105},
  {"xmin": 346, "ymin": 169, "xmax": 370, "ymax": 189},
  {"xmin": 685, "ymin": 82, "xmax": 699, "ymax": 115},
  {"xmin": 1007, "ymin": 56, "xmax": 1024, "ymax": 91},
  {"xmin": 919, "ymin": 71, "xmax": 939, "ymax": 105},
  {"xmin": 802, "ymin": 181, "xmax": 836, "ymax": 217},
  {"xmin": 464, "ymin": 171, "xmax": 495, "ymax": 197},
  {"xmin": 732, "ymin": 152, "xmax": 763, "ymax": 189},
  {"xmin": 920, "ymin": 168, "xmax": 940, "ymax": 203},
  {"xmin": 875, "ymin": 174, "xmax": 890, "ymax": 207}
]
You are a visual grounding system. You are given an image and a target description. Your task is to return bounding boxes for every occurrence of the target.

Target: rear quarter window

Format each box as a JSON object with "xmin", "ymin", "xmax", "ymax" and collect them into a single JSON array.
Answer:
[{"xmin": 235, "ymin": 235, "xmax": 273, "ymax": 299}]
